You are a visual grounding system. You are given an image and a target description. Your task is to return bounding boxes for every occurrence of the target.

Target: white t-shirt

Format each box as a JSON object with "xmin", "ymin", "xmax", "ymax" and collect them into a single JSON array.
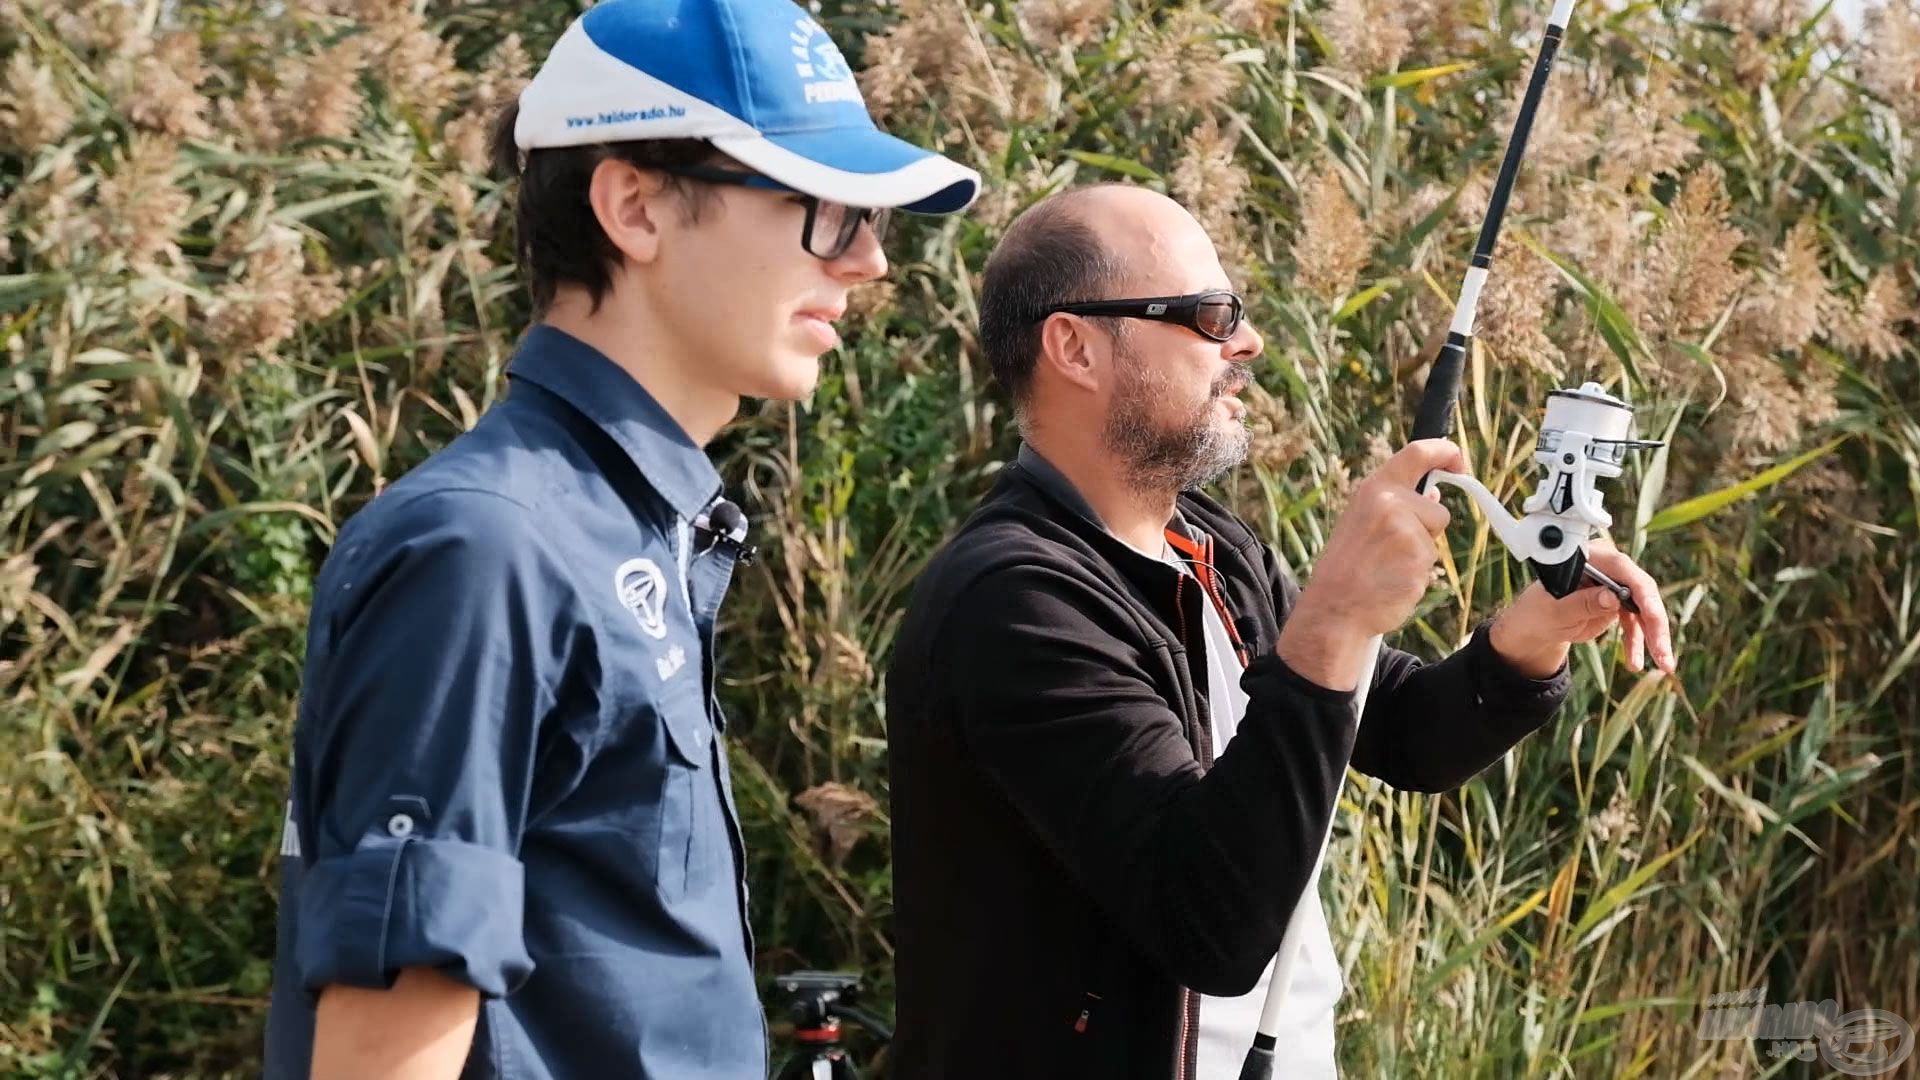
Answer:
[{"xmin": 1166, "ymin": 544, "xmax": 1343, "ymax": 1080}]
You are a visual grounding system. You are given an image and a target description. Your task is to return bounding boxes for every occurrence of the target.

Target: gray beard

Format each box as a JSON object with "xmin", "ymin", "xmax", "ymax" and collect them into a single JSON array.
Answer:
[{"xmin": 1101, "ymin": 343, "xmax": 1253, "ymax": 496}]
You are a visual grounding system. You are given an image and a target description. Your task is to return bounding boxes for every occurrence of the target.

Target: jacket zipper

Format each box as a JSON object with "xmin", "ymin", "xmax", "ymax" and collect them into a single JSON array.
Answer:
[
  {"xmin": 1182, "ymin": 545, "xmax": 1246, "ymax": 1079},
  {"xmin": 1073, "ymin": 990, "xmax": 1102, "ymax": 1033},
  {"xmin": 1171, "ymin": 574, "xmax": 1188, "ymax": 654},
  {"xmin": 1175, "ymin": 987, "xmax": 1198, "ymax": 1080},
  {"xmin": 1169, "ymin": 571, "xmax": 1198, "ymax": 1080}
]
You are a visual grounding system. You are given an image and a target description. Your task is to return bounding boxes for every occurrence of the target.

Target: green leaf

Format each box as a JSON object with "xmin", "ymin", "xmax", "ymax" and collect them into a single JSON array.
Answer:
[
  {"xmin": 1335, "ymin": 279, "xmax": 1398, "ymax": 321},
  {"xmin": 1063, "ymin": 150, "xmax": 1161, "ymax": 181},
  {"xmin": 57, "ymin": 959, "xmax": 137, "ymax": 1077},
  {"xmin": 27, "ymin": 421, "xmax": 99, "ymax": 462},
  {"xmin": 1569, "ymin": 828, "xmax": 1703, "ymax": 941},
  {"xmin": 1518, "ymin": 233, "xmax": 1650, "ymax": 385},
  {"xmin": 1632, "ymin": 404, "xmax": 1689, "ymax": 545},
  {"xmin": 1574, "ymin": 996, "xmax": 1693, "ymax": 1025},
  {"xmin": 48, "ymin": 426, "xmax": 154, "ymax": 479},
  {"xmin": 0, "ymin": 273, "xmax": 70, "ymax": 308},
  {"xmin": 1669, "ymin": 343, "xmax": 1728, "ymax": 412},
  {"xmin": 1865, "ymin": 622, "xmax": 1920, "ymax": 712},
  {"xmin": 273, "ymin": 187, "xmax": 385, "ymax": 223},
  {"xmin": 1589, "ymin": 674, "xmax": 1666, "ymax": 786},
  {"xmin": 1368, "ymin": 61, "xmax": 1476, "ymax": 90},
  {"xmin": 1678, "ymin": 755, "xmax": 1785, "ymax": 833},
  {"xmin": 1644, "ymin": 437, "xmax": 1847, "ymax": 533},
  {"xmin": 182, "ymin": 501, "xmax": 339, "ymax": 544},
  {"xmin": 1415, "ymin": 886, "xmax": 1546, "ymax": 996}
]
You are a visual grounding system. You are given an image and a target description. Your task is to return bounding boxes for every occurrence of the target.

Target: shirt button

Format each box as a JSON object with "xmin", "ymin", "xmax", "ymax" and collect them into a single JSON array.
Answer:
[{"xmin": 386, "ymin": 813, "xmax": 415, "ymax": 838}]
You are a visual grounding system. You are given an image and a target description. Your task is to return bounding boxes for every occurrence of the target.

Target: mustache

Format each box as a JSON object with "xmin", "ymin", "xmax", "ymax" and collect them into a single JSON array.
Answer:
[{"xmin": 1211, "ymin": 362, "xmax": 1255, "ymax": 398}]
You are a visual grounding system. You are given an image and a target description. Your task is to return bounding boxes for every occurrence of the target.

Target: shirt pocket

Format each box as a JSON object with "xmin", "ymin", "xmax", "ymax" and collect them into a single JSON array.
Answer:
[{"xmin": 653, "ymin": 673, "xmax": 718, "ymax": 903}]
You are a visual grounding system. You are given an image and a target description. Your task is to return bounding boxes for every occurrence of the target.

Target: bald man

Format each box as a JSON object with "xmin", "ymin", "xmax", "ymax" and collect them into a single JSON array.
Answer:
[{"xmin": 883, "ymin": 185, "xmax": 1674, "ymax": 1079}]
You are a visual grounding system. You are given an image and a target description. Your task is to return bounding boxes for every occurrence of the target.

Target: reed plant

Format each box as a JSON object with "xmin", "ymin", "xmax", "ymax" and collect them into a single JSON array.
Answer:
[{"xmin": 2, "ymin": 0, "xmax": 1914, "ymax": 1075}]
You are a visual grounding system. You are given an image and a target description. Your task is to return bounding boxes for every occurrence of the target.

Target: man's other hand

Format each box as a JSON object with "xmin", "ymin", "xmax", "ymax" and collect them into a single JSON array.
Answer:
[{"xmin": 1488, "ymin": 535, "xmax": 1677, "ymax": 677}]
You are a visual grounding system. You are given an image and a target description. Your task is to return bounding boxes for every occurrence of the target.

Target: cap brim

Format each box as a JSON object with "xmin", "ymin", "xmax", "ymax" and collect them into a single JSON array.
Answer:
[{"xmin": 710, "ymin": 127, "xmax": 980, "ymax": 214}]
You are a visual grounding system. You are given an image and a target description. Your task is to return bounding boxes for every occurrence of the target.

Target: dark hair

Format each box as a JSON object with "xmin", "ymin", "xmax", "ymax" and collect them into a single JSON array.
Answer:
[
  {"xmin": 977, "ymin": 189, "xmax": 1126, "ymax": 413},
  {"xmin": 489, "ymin": 101, "xmax": 722, "ymax": 314}
]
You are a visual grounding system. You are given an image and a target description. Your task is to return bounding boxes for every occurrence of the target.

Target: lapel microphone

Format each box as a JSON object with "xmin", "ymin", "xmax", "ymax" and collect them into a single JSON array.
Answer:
[{"xmin": 694, "ymin": 499, "xmax": 757, "ymax": 565}]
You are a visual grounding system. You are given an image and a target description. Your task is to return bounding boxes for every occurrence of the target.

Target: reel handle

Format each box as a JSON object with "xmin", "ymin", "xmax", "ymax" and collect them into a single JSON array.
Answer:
[
  {"xmin": 1425, "ymin": 471, "xmax": 1640, "ymax": 614},
  {"xmin": 1555, "ymin": 556, "xmax": 1638, "ymax": 615}
]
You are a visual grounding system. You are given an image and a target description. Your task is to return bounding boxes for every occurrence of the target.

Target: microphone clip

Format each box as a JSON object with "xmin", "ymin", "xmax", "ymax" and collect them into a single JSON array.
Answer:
[{"xmin": 693, "ymin": 498, "xmax": 758, "ymax": 565}]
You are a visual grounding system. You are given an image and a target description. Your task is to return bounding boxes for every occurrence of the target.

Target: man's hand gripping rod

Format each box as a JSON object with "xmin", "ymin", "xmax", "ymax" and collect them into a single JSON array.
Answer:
[{"xmin": 1238, "ymin": 0, "xmax": 1659, "ymax": 1073}]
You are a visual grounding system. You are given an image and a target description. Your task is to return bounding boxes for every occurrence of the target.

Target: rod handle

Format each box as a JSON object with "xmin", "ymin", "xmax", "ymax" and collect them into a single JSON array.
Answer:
[
  {"xmin": 1237, "ymin": 1035, "xmax": 1277, "ymax": 1080},
  {"xmin": 1412, "ymin": 334, "xmax": 1468, "ymax": 443},
  {"xmin": 1411, "ymin": 333, "xmax": 1469, "ymax": 495}
]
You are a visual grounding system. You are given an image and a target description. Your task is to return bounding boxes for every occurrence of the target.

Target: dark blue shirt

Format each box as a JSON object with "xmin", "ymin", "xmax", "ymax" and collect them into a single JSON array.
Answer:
[{"xmin": 264, "ymin": 326, "xmax": 765, "ymax": 1079}]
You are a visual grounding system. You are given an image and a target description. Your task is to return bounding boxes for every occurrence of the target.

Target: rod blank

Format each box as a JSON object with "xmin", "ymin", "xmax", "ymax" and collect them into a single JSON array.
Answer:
[{"xmin": 1240, "ymin": 2, "xmax": 1581, "ymax": 1073}]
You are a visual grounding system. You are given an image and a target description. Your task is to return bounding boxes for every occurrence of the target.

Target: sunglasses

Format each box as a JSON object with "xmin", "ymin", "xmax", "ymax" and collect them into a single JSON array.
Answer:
[
  {"xmin": 652, "ymin": 164, "xmax": 891, "ymax": 260},
  {"xmin": 1040, "ymin": 290, "xmax": 1246, "ymax": 342}
]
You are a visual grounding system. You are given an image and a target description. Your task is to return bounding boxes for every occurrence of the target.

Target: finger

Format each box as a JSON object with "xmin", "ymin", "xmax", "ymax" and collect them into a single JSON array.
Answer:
[
  {"xmin": 1377, "ymin": 438, "xmax": 1470, "ymax": 489},
  {"xmin": 1632, "ymin": 577, "xmax": 1674, "ymax": 674},
  {"xmin": 1542, "ymin": 584, "xmax": 1619, "ymax": 641},
  {"xmin": 1622, "ymin": 611, "xmax": 1645, "ymax": 672},
  {"xmin": 1404, "ymin": 490, "xmax": 1452, "ymax": 537},
  {"xmin": 1577, "ymin": 582, "xmax": 1622, "ymax": 631},
  {"xmin": 1588, "ymin": 549, "xmax": 1674, "ymax": 673}
]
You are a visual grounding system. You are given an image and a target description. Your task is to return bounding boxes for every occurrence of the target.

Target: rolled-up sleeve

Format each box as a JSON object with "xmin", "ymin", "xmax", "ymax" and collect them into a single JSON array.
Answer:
[{"xmin": 288, "ymin": 487, "xmax": 577, "ymax": 999}]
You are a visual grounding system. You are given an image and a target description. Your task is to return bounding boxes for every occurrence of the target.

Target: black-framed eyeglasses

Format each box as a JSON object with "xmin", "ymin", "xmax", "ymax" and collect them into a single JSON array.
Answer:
[
  {"xmin": 1040, "ymin": 290, "xmax": 1245, "ymax": 342},
  {"xmin": 652, "ymin": 164, "xmax": 891, "ymax": 260}
]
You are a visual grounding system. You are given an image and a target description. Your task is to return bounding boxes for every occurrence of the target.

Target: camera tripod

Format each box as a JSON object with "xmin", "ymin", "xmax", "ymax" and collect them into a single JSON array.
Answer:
[{"xmin": 771, "ymin": 971, "xmax": 893, "ymax": 1080}]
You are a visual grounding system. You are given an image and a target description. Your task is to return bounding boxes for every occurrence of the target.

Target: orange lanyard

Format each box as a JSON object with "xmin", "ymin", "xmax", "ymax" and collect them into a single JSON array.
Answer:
[{"xmin": 1164, "ymin": 527, "xmax": 1251, "ymax": 669}]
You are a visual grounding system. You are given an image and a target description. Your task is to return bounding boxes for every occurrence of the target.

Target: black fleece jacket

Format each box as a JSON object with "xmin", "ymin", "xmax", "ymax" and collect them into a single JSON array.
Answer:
[{"xmin": 884, "ymin": 448, "xmax": 1571, "ymax": 1079}]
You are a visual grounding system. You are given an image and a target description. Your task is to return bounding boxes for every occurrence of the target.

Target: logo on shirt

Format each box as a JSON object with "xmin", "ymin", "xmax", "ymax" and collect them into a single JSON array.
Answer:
[
  {"xmin": 614, "ymin": 557, "xmax": 669, "ymax": 639},
  {"xmin": 656, "ymin": 643, "xmax": 686, "ymax": 681}
]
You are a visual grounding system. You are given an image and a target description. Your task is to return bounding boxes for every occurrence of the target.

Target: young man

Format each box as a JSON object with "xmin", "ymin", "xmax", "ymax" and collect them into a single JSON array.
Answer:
[
  {"xmin": 884, "ymin": 184, "xmax": 1675, "ymax": 1078},
  {"xmin": 262, "ymin": 2, "xmax": 977, "ymax": 1078}
]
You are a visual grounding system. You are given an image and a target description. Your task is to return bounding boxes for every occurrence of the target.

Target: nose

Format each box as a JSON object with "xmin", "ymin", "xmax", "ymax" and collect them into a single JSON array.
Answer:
[
  {"xmin": 1226, "ymin": 314, "xmax": 1264, "ymax": 363},
  {"xmin": 827, "ymin": 216, "xmax": 889, "ymax": 284}
]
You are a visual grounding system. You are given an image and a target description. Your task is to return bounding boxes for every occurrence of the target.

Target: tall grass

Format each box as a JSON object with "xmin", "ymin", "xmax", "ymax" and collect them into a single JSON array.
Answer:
[{"xmin": 2, "ymin": 0, "xmax": 1915, "ymax": 1076}]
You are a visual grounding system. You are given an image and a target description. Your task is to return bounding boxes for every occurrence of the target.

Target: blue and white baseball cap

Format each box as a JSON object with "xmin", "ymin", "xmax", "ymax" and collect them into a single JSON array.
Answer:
[{"xmin": 514, "ymin": 0, "xmax": 981, "ymax": 214}]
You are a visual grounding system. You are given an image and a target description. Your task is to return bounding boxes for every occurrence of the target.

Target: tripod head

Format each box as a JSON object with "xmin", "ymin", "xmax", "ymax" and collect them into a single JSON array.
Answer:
[
  {"xmin": 772, "ymin": 971, "xmax": 893, "ymax": 1080},
  {"xmin": 776, "ymin": 971, "xmax": 864, "ymax": 1033}
]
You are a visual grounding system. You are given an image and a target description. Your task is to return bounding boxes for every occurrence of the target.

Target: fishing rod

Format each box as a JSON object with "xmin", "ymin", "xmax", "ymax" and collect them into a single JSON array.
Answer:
[{"xmin": 1240, "ymin": 0, "xmax": 1663, "ymax": 1072}]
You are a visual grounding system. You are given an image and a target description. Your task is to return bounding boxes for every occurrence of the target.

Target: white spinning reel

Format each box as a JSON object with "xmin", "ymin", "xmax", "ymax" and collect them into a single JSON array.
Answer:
[{"xmin": 1426, "ymin": 382, "xmax": 1661, "ymax": 611}]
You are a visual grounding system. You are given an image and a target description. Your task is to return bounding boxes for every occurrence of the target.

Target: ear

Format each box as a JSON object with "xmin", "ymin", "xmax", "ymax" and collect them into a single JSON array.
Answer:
[
  {"xmin": 1036, "ymin": 313, "xmax": 1107, "ymax": 395},
  {"xmin": 588, "ymin": 157, "xmax": 671, "ymax": 267}
]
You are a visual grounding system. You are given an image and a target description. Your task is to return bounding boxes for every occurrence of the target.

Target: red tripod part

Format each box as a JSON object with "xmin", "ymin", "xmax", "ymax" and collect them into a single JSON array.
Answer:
[{"xmin": 795, "ymin": 1017, "xmax": 843, "ymax": 1044}]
